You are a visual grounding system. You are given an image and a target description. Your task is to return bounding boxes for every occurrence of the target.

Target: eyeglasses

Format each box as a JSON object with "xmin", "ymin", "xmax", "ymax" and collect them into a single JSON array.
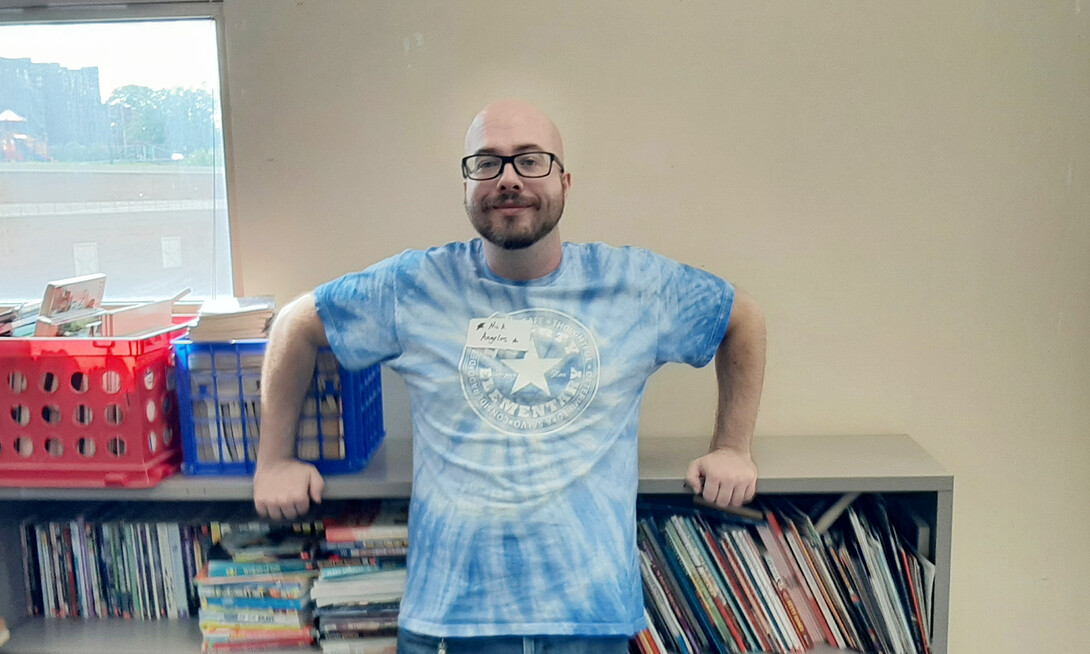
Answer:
[{"xmin": 461, "ymin": 151, "xmax": 564, "ymax": 180}]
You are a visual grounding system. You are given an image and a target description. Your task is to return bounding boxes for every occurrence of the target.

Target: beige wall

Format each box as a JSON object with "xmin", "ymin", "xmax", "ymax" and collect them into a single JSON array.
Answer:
[{"xmin": 220, "ymin": 1, "xmax": 1090, "ymax": 651}]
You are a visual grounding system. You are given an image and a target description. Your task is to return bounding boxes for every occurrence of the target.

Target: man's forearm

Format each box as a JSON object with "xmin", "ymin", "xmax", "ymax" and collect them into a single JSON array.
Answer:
[
  {"xmin": 257, "ymin": 297, "xmax": 325, "ymax": 466},
  {"xmin": 711, "ymin": 291, "xmax": 767, "ymax": 454}
]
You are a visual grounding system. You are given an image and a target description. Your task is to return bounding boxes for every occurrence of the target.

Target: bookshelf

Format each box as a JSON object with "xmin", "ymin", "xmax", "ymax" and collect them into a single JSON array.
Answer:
[{"xmin": 0, "ymin": 434, "xmax": 953, "ymax": 654}]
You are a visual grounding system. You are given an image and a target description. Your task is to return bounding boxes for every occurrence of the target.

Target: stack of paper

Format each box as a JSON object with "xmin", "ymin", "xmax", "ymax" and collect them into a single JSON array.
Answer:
[{"xmin": 187, "ymin": 296, "xmax": 276, "ymax": 341}]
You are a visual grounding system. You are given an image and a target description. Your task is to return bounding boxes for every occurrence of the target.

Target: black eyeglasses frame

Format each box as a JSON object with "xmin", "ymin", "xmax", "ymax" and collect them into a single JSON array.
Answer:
[{"xmin": 461, "ymin": 151, "xmax": 565, "ymax": 181}]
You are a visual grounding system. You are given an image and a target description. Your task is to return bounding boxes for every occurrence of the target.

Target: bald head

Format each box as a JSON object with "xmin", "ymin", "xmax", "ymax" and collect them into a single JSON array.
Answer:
[{"xmin": 465, "ymin": 99, "xmax": 565, "ymax": 163}]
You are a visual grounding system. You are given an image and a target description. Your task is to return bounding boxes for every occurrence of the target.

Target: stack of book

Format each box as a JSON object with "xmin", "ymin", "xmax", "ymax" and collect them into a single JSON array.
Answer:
[
  {"xmin": 187, "ymin": 296, "xmax": 276, "ymax": 341},
  {"xmin": 313, "ymin": 500, "xmax": 409, "ymax": 654},
  {"xmin": 633, "ymin": 495, "xmax": 934, "ymax": 654},
  {"xmin": 196, "ymin": 525, "xmax": 320, "ymax": 652}
]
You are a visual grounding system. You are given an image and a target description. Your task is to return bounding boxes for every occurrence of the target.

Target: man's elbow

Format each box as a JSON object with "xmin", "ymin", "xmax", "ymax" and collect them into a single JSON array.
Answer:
[
  {"xmin": 270, "ymin": 292, "xmax": 328, "ymax": 347},
  {"xmin": 727, "ymin": 290, "xmax": 766, "ymax": 340}
]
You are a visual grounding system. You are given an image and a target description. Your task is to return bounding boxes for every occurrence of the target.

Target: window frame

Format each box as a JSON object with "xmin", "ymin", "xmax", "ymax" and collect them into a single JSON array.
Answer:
[{"xmin": 0, "ymin": 0, "xmax": 241, "ymax": 301}]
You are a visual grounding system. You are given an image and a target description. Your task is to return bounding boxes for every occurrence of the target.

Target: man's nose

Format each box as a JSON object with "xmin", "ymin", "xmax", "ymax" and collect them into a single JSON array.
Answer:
[{"xmin": 496, "ymin": 160, "xmax": 523, "ymax": 190}]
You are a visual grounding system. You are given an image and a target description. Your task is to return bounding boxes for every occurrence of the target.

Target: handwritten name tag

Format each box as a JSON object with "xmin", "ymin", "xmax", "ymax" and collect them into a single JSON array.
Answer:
[{"xmin": 465, "ymin": 318, "xmax": 532, "ymax": 351}]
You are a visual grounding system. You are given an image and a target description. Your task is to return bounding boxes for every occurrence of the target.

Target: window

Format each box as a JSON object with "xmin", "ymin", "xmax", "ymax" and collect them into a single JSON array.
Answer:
[{"xmin": 0, "ymin": 3, "xmax": 232, "ymax": 303}]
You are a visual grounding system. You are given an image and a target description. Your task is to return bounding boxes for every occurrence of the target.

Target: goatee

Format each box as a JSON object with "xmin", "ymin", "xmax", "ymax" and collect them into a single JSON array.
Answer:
[{"xmin": 466, "ymin": 192, "xmax": 563, "ymax": 250}]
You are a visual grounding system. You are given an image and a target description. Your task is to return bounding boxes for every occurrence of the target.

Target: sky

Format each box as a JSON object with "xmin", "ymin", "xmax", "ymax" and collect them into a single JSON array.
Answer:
[{"xmin": 0, "ymin": 19, "xmax": 220, "ymax": 103}]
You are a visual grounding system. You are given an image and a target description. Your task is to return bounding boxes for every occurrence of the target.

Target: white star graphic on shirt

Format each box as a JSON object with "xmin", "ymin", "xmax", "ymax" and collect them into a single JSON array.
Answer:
[{"xmin": 502, "ymin": 338, "xmax": 562, "ymax": 395}]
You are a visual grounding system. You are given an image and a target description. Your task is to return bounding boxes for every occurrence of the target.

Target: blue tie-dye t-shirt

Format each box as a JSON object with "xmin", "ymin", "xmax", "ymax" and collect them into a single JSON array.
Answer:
[{"xmin": 314, "ymin": 239, "xmax": 733, "ymax": 638}]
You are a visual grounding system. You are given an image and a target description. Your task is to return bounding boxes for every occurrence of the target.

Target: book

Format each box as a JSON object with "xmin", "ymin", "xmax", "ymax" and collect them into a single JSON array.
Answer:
[
  {"xmin": 658, "ymin": 518, "xmax": 732, "ymax": 654},
  {"xmin": 320, "ymin": 636, "xmax": 397, "ymax": 654},
  {"xmin": 101, "ymin": 289, "xmax": 191, "ymax": 337},
  {"xmin": 35, "ymin": 273, "xmax": 107, "ymax": 336},
  {"xmin": 187, "ymin": 296, "xmax": 275, "ymax": 341},
  {"xmin": 754, "ymin": 513, "xmax": 823, "ymax": 647},
  {"xmin": 638, "ymin": 549, "xmax": 693, "ymax": 654},
  {"xmin": 679, "ymin": 516, "xmax": 753, "ymax": 652},
  {"xmin": 778, "ymin": 507, "xmax": 860, "ymax": 650},
  {"xmin": 198, "ymin": 576, "xmax": 313, "ymax": 599},
  {"xmin": 323, "ymin": 501, "xmax": 410, "ymax": 543},
  {"xmin": 198, "ymin": 606, "xmax": 312, "ymax": 629},
  {"xmin": 637, "ymin": 519, "xmax": 710, "ymax": 654},
  {"xmin": 5, "ymin": 300, "xmax": 41, "ymax": 337},
  {"xmin": 201, "ymin": 595, "xmax": 311, "ymax": 611},
  {"xmin": 206, "ymin": 559, "xmax": 316, "ymax": 578}
]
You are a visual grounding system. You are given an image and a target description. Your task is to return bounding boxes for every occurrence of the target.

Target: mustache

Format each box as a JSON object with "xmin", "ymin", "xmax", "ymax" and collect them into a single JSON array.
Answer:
[{"xmin": 485, "ymin": 192, "xmax": 536, "ymax": 210}]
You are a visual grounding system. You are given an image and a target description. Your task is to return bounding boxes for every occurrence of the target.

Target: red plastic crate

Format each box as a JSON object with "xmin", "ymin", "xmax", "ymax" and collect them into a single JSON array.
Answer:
[{"xmin": 0, "ymin": 326, "xmax": 189, "ymax": 488}]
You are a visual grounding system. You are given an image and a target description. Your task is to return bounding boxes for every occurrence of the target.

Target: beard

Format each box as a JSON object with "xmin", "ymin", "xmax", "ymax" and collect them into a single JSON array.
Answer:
[{"xmin": 465, "ymin": 190, "xmax": 564, "ymax": 250}]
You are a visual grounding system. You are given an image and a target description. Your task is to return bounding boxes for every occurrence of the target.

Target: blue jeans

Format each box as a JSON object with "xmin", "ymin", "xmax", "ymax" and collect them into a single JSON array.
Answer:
[{"xmin": 398, "ymin": 629, "xmax": 631, "ymax": 654}]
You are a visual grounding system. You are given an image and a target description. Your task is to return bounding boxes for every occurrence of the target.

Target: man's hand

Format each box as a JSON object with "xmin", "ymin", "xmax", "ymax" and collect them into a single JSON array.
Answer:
[
  {"xmin": 254, "ymin": 460, "xmax": 325, "ymax": 521},
  {"xmin": 685, "ymin": 447, "xmax": 758, "ymax": 508}
]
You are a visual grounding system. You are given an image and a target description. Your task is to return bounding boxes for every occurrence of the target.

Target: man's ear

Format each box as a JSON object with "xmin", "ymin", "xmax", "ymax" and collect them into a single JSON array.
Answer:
[{"xmin": 561, "ymin": 171, "xmax": 572, "ymax": 200}]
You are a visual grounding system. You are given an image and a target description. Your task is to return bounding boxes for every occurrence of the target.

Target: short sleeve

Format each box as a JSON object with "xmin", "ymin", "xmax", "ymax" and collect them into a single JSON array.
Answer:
[
  {"xmin": 653, "ymin": 254, "xmax": 734, "ymax": 368},
  {"xmin": 313, "ymin": 253, "xmax": 404, "ymax": 370}
]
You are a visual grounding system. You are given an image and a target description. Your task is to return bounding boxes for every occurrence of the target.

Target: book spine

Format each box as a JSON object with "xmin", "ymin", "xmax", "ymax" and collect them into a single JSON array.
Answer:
[
  {"xmin": 699, "ymin": 525, "xmax": 766, "ymax": 653},
  {"xmin": 156, "ymin": 523, "xmax": 177, "ymax": 618},
  {"xmin": 848, "ymin": 510, "xmax": 910, "ymax": 653},
  {"xmin": 900, "ymin": 543, "xmax": 932, "ymax": 654},
  {"xmin": 701, "ymin": 518, "xmax": 769, "ymax": 652},
  {"xmin": 206, "ymin": 560, "xmax": 314, "ymax": 577},
  {"xmin": 49, "ymin": 523, "xmax": 68, "ymax": 617},
  {"xmin": 726, "ymin": 527, "xmax": 794, "ymax": 653},
  {"xmin": 824, "ymin": 536, "xmax": 880, "ymax": 653},
  {"xmin": 129, "ymin": 523, "xmax": 150, "ymax": 619},
  {"xmin": 68, "ymin": 520, "xmax": 88, "ymax": 618},
  {"xmin": 650, "ymin": 519, "xmax": 721, "ymax": 654},
  {"xmin": 199, "ymin": 608, "xmax": 309, "ymax": 627},
  {"xmin": 34, "ymin": 525, "xmax": 56, "ymax": 617},
  {"xmin": 676, "ymin": 517, "xmax": 749, "ymax": 653},
  {"xmin": 322, "ymin": 527, "xmax": 411, "ymax": 543},
  {"xmin": 96, "ymin": 523, "xmax": 117, "ymax": 617},
  {"xmin": 113, "ymin": 523, "xmax": 135, "ymax": 618},
  {"xmin": 638, "ymin": 549, "xmax": 691, "ymax": 654},
  {"xmin": 841, "ymin": 538, "xmax": 895, "ymax": 653},
  {"xmin": 714, "ymin": 528, "xmax": 776, "ymax": 653},
  {"xmin": 638, "ymin": 520, "xmax": 709, "ymax": 654},
  {"xmin": 762, "ymin": 549, "xmax": 813, "ymax": 650},
  {"xmin": 643, "ymin": 608, "xmax": 668, "ymax": 654},
  {"xmin": 661, "ymin": 519, "xmax": 733, "ymax": 654},
  {"xmin": 20, "ymin": 520, "xmax": 43, "ymax": 616},
  {"xmin": 201, "ymin": 595, "xmax": 311, "ymax": 611},
  {"xmin": 797, "ymin": 524, "xmax": 861, "ymax": 650},
  {"xmin": 85, "ymin": 522, "xmax": 107, "ymax": 618},
  {"xmin": 167, "ymin": 524, "xmax": 191, "ymax": 618},
  {"xmin": 784, "ymin": 517, "xmax": 852, "ymax": 649},
  {"xmin": 59, "ymin": 523, "xmax": 79, "ymax": 618},
  {"xmin": 180, "ymin": 525, "xmax": 199, "ymax": 614},
  {"xmin": 204, "ymin": 636, "xmax": 313, "ymax": 652},
  {"xmin": 762, "ymin": 514, "xmax": 831, "ymax": 645}
]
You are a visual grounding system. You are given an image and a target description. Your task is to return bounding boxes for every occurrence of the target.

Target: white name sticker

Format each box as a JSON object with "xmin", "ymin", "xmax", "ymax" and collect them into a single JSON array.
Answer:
[{"xmin": 465, "ymin": 318, "xmax": 532, "ymax": 351}]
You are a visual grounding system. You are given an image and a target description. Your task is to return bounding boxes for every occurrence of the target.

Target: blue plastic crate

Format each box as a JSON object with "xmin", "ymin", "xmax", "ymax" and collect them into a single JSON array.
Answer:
[{"xmin": 172, "ymin": 339, "xmax": 384, "ymax": 476}]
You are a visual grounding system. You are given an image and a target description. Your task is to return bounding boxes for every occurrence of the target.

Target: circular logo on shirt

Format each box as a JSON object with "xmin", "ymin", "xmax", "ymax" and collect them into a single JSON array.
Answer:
[{"xmin": 459, "ymin": 308, "xmax": 600, "ymax": 435}]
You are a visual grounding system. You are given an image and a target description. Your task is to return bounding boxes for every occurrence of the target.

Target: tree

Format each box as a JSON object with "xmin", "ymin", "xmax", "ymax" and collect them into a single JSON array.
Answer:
[
  {"xmin": 108, "ymin": 85, "xmax": 164, "ymax": 157},
  {"xmin": 107, "ymin": 85, "xmax": 214, "ymax": 160}
]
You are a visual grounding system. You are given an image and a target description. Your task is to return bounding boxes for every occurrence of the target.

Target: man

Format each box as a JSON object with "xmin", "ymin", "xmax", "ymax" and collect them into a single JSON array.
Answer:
[{"xmin": 254, "ymin": 99, "xmax": 766, "ymax": 653}]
